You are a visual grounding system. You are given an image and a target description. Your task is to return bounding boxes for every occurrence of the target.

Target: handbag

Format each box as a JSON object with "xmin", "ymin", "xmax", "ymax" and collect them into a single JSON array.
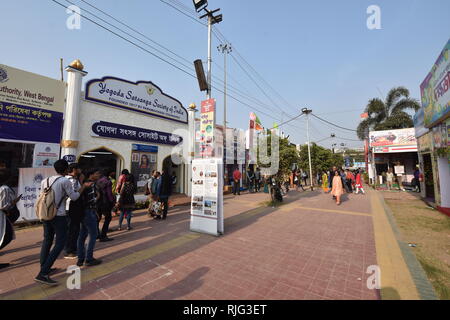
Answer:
[
  {"xmin": 3, "ymin": 186, "xmax": 20, "ymax": 223},
  {"xmin": 5, "ymin": 205, "xmax": 20, "ymax": 224}
]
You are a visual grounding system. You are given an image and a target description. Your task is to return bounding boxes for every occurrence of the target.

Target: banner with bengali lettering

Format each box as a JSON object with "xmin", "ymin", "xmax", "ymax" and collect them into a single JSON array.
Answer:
[
  {"xmin": 91, "ymin": 120, "xmax": 182, "ymax": 146},
  {"xmin": 199, "ymin": 99, "xmax": 216, "ymax": 158},
  {"xmin": 0, "ymin": 101, "xmax": 63, "ymax": 143}
]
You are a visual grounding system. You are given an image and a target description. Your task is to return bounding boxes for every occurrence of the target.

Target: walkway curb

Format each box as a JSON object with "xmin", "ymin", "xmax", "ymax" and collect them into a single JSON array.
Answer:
[{"xmin": 375, "ymin": 191, "xmax": 438, "ymax": 300}]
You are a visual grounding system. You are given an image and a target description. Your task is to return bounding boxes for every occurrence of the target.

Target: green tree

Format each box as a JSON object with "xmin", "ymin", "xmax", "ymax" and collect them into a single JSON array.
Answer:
[
  {"xmin": 257, "ymin": 133, "xmax": 299, "ymax": 181},
  {"xmin": 297, "ymin": 143, "xmax": 344, "ymax": 178},
  {"xmin": 357, "ymin": 86, "xmax": 421, "ymax": 140}
]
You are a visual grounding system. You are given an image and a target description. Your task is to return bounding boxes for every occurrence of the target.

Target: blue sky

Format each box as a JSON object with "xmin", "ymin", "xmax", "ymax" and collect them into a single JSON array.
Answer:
[{"xmin": 2, "ymin": 0, "xmax": 449, "ymax": 148}]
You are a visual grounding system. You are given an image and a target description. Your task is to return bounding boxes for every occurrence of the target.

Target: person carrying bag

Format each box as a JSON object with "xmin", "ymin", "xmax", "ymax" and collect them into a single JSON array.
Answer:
[{"xmin": 0, "ymin": 168, "xmax": 20, "ymax": 269}]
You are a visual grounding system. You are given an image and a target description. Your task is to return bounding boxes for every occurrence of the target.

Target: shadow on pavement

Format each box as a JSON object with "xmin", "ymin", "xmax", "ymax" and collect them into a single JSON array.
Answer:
[
  {"xmin": 143, "ymin": 267, "xmax": 210, "ymax": 300},
  {"xmin": 0, "ymin": 192, "xmax": 301, "ymax": 299}
]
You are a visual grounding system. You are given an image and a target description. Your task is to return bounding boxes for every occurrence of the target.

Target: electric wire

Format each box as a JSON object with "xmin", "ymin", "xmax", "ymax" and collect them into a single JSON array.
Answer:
[{"xmin": 52, "ymin": 0, "xmax": 283, "ymax": 122}]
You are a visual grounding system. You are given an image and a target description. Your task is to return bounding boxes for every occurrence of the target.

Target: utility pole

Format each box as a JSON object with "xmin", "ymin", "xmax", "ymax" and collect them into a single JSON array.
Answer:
[
  {"xmin": 302, "ymin": 108, "xmax": 313, "ymax": 190},
  {"xmin": 199, "ymin": 8, "xmax": 222, "ymax": 99}
]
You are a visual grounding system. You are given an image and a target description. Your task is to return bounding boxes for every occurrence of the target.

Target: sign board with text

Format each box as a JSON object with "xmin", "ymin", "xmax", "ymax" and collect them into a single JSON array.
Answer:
[
  {"xmin": 91, "ymin": 120, "xmax": 182, "ymax": 146},
  {"xmin": 33, "ymin": 143, "xmax": 60, "ymax": 168},
  {"xmin": 190, "ymin": 158, "xmax": 224, "ymax": 236},
  {"xmin": 420, "ymin": 40, "xmax": 450, "ymax": 128},
  {"xmin": 0, "ymin": 64, "xmax": 65, "ymax": 143},
  {"xmin": 85, "ymin": 76, "xmax": 188, "ymax": 124}
]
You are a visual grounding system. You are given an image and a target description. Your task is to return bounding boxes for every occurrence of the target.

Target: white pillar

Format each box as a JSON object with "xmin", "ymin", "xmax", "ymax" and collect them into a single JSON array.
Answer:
[
  {"xmin": 61, "ymin": 60, "xmax": 87, "ymax": 160},
  {"xmin": 186, "ymin": 104, "xmax": 197, "ymax": 196},
  {"xmin": 437, "ymin": 156, "xmax": 450, "ymax": 209}
]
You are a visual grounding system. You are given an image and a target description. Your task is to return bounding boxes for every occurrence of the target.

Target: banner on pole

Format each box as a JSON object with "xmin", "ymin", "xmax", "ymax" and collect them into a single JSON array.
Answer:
[{"xmin": 199, "ymin": 99, "xmax": 216, "ymax": 158}]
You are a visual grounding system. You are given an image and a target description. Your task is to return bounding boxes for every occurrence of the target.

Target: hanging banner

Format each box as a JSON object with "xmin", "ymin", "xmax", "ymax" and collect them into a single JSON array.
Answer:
[
  {"xmin": 190, "ymin": 158, "xmax": 224, "ymax": 236},
  {"xmin": 85, "ymin": 76, "xmax": 188, "ymax": 124},
  {"xmin": 33, "ymin": 143, "xmax": 60, "ymax": 168},
  {"xmin": 225, "ymin": 128, "xmax": 235, "ymax": 163},
  {"xmin": 17, "ymin": 167, "xmax": 55, "ymax": 222},
  {"xmin": 199, "ymin": 99, "xmax": 216, "ymax": 158},
  {"xmin": 236, "ymin": 129, "xmax": 246, "ymax": 164}
]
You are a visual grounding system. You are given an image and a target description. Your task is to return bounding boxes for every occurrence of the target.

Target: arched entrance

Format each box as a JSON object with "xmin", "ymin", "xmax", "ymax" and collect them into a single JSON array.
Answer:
[
  {"xmin": 78, "ymin": 147, "xmax": 122, "ymax": 176},
  {"xmin": 163, "ymin": 154, "xmax": 184, "ymax": 194}
]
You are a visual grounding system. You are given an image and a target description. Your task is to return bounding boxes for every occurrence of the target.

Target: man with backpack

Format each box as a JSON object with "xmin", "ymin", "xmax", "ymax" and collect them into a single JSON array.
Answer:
[
  {"xmin": 77, "ymin": 168, "xmax": 103, "ymax": 268},
  {"xmin": 35, "ymin": 160, "xmax": 92, "ymax": 286}
]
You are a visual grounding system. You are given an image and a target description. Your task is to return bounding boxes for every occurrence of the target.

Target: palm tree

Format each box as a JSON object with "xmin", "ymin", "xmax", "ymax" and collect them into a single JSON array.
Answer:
[{"xmin": 357, "ymin": 87, "xmax": 421, "ymax": 140}]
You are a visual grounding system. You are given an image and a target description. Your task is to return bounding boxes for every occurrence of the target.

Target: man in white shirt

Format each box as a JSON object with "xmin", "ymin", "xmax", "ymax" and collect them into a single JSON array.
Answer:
[{"xmin": 35, "ymin": 160, "xmax": 92, "ymax": 286}]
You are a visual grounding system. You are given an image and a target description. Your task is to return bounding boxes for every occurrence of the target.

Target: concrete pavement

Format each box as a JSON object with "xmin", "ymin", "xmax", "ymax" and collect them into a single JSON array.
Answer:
[{"xmin": 0, "ymin": 187, "xmax": 428, "ymax": 300}]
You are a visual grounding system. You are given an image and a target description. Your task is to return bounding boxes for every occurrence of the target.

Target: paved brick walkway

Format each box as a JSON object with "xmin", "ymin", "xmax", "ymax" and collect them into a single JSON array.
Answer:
[{"xmin": 0, "ymin": 188, "xmax": 393, "ymax": 300}]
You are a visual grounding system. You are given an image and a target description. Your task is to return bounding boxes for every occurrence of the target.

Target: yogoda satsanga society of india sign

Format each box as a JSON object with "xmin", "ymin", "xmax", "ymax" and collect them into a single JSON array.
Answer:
[{"xmin": 85, "ymin": 76, "xmax": 188, "ymax": 124}]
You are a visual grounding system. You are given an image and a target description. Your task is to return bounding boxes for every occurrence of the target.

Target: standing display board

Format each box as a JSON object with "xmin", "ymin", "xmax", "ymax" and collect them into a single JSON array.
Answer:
[{"xmin": 190, "ymin": 158, "xmax": 224, "ymax": 236}]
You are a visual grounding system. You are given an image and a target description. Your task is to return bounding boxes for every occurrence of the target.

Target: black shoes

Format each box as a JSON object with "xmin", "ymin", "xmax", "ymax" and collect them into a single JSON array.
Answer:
[
  {"xmin": 99, "ymin": 237, "xmax": 114, "ymax": 242},
  {"xmin": 85, "ymin": 258, "xmax": 102, "ymax": 266},
  {"xmin": 34, "ymin": 274, "xmax": 58, "ymax": 286},
  {"xmin": 0, "ymin": 263, "xmax": 10, "ymax": 270},
  {"xmin": 77, "ymin": 258, "xmax": 102, "ymax": 266}
]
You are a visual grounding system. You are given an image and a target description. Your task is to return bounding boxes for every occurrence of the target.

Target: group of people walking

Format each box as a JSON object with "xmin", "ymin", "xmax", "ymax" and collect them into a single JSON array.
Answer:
[
  {"xmin": 0, "ymin": 159, "xmax": 173, "ymax": 287},
  {"xmin": 321, "ymin": 166, "xmax": 365, "ymax": 205}
]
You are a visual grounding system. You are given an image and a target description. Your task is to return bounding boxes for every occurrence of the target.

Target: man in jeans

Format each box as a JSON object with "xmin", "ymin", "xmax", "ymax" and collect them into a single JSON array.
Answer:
[
  {"xmin": 35, "ymin": 160, "xmax": 92, "ymax": 286},
  {"xmin": 157, "ymin": 170, "xmax": 172, "ymax": 220},
  {"xmin": 96, "ymin": 168, "xmax": 115, "ymax": 242},
  {"xmin": 254, "ymin": 168, "xmax": 261, "ymax": 192},
  {"xmin": 64, "ymin": 163, "xmax": 84, "ymax": 259},
  {"xmin": 77, "ymin": 168, "xmax": 103, "ymax": 267},
  {"xmin": 232, "ymin": 167, "xmax": 242, "ymax": 195}
]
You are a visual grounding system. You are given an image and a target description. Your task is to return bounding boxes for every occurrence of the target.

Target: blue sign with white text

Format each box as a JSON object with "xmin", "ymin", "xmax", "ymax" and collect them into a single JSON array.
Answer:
[
  {"xmin": 132, "ymin": 144, "xmax": 158, "ymax": 153},
  {"xmin": 0, "ymin": 101, "xmax": 63, "ymax": 143},
  {"xmin": 91, "ymin": 120, "xmax": 183, "ymax": 146}
]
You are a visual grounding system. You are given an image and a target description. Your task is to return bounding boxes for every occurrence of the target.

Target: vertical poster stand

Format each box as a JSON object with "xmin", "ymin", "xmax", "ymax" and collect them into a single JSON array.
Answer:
[{"xmin": 190, "ymin": 158, "xmax": 224, "ymax": 236}]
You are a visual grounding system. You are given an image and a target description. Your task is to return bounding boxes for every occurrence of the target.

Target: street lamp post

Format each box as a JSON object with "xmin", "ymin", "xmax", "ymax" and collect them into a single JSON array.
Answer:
[
  {"xmin": 196, "ymin": 3, "xmax": 222, "ymax": 99},
  {"xmin": 302, "ymin": 108, "xmax": 313, "ymax": 190}
]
